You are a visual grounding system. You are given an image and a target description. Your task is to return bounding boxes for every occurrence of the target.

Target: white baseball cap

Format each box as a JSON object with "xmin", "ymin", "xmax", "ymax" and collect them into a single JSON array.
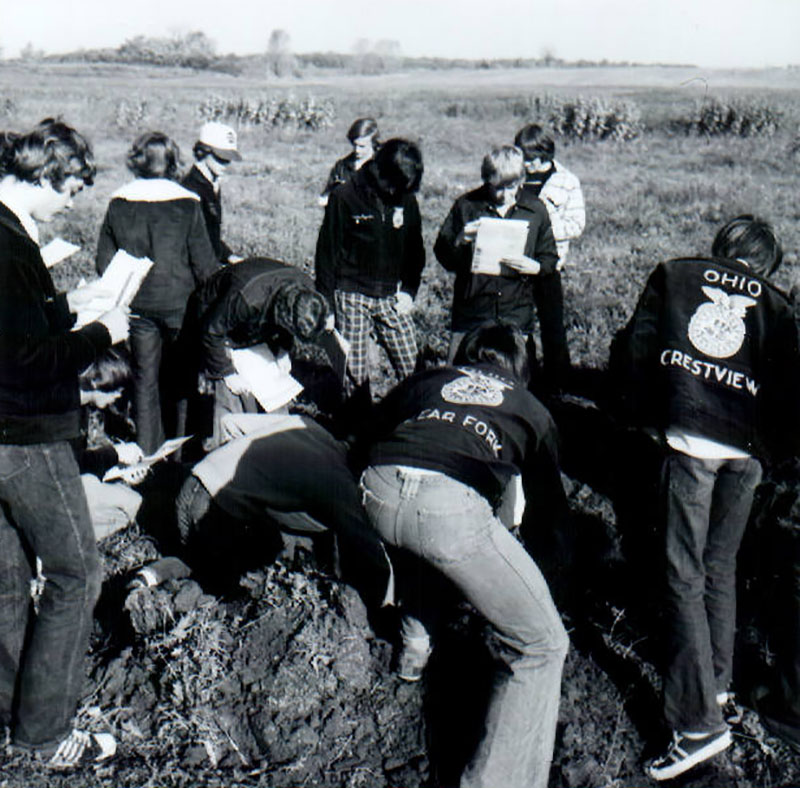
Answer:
[{"xmin": 198, "ymin": 122, "xmax": 242, "ymax": 162}]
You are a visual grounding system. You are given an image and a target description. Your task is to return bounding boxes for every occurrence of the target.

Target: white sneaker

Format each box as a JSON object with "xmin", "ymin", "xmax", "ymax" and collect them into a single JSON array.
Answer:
[
  {"xmin": 646, "ymin": 728, "xmax": 731, "ymax": 781},
  {"xmin": 47, "ymin": 729, "xmax": 116, "ymax": 771}
]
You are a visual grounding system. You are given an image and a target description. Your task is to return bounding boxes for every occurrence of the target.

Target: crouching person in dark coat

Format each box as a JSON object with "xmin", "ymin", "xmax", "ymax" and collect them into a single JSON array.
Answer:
[
  {"xmin": 183, "ymin": 256, "xmax": 338, "ymax": 450},
  {"xmin": 175, "ymin": 413, "xmax": 391, "ymax": 607}
]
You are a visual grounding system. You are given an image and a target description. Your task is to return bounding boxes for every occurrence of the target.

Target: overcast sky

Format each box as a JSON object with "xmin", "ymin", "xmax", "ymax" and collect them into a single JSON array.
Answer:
[{"xmin": 2, "ymin": 0, "xmax": 798, "ymax": 68}]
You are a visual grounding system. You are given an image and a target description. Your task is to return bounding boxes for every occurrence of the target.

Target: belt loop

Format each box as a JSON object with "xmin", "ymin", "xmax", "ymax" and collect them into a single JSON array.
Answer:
[{"xmin": 396, "ymin": 467, "xmax": 421, "ymax": 500}]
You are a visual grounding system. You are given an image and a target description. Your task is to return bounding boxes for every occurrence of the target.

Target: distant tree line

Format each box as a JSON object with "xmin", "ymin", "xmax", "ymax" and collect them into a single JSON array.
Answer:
[{"xmin": 6, "ymin": 30, "xmax": 700, "ymax": 75}]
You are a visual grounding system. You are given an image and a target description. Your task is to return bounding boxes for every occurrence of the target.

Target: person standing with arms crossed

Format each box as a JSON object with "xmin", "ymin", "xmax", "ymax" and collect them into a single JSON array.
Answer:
[{"xmin": 514, "ymin": 124, "xmax": 585, "ymax": 389}]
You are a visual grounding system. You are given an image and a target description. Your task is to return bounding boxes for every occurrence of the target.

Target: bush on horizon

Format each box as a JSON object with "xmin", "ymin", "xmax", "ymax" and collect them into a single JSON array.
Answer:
[
  {"xmin": 674, "ymin": 98, "xmax": 782, "ymax": 137},
  {"xmin": 198, "ymin": 94, "xmax": 336, "ymax": 131}
]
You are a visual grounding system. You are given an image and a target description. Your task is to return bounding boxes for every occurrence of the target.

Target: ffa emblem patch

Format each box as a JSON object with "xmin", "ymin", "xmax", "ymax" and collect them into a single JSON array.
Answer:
[
  {"xmin": 687, "ymin": 286, "xmax": 756, "ymax": 359},
  {"xmin": 392, "ymin": 207, "xmax": 404, "ymax": 229},
  {"xmin": 441, "ymin": 368, "xmax": 512, "ymax": 407}
]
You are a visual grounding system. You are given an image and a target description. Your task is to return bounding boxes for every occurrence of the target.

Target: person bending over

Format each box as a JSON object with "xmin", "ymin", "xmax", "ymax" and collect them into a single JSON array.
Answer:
[
  {"xmin": 175, "ymin": 413, "xmax": 391, "ymax": 606},
  {"xmin": 185, "ymin": 257, "xmax": 334, "ymax": 449},
  {"xmin": 611, "ymin": 215, "xmax": 800, "ymax": 781},
  {"xmin": 359, "ymin": 322, "xmax": 569, "ymax": 788}
]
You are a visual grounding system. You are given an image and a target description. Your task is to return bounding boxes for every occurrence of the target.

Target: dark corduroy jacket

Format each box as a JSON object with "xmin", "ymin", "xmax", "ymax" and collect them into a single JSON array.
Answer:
[
  {"xmin": 314, "ymin": 163, "xmax": 425, "ymax": 300},
  {"xmin": 434, "ymin": 184, "xmax": 558, "ymax": 332},
  {"xmin": 96, "ymin": 178, "xmax": 219, "ymax": 327},
  {"xmin": 0, "ymin": 202, "xmax": 111, "ymax": 444},
  {"xmin": 181, "ymin": 165, "xmax": 233, "ymax": 263}
]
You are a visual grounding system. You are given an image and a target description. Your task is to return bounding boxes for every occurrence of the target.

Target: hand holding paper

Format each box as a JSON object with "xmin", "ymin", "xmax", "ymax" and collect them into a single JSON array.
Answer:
[
  {"xmin": 102, "ymin": 436, "xmax": 190, "ymax": 482},
  {"xmin": 457, "ymin": 219, "xmax": 481, "ymax": 246},
  {"xmin": 73, "ymin": 250, "xmax": 153, "ymax": 328},
  {"xmin": 471, "ymin": 218, "xmax": 530, "ymax": 276},
  {"xmin": 501, "ymin": 255, "xmax": 541, "ymax": 275},
  {"xmin": 97, "ymin": 306, "xmax": 130, "ymax": 344},
  {"xmin": 224, "ymin": 372, "xmax": 250, "ymax": 395},
  {"xmin": 230, "ymin": 344, "xmax": 303, "ymax": 413},
  {"xmin": 114, "ymin": 442, "xmax": 144, "ymax": 466}
]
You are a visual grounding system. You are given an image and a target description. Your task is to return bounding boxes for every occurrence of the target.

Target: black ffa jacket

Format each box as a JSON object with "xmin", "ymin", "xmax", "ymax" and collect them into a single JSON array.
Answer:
[
  {"xmin": 320, "ymin": 152, "xmax": 359, "ymax": 199},
  {"xmin": 181, "ymin": 165, "xmax": 233, "ymax": 263},
  {"xmin": 96, "ymin": 179, "xmax": 219, "ymax": 327},
  {"xmin": 0, "ymin": 203, "xmax": 111, "ymax": 444},
  {"xmin": 610, "ymin": 256, "xmax": 800, "ymax": 462},
  {"xmin": 365, "ymin": 363, "xmax": 566, "ymax": 521},
  {"xmin": 434, "ymin": 184, "xmax": 558, "ymax": 332},
  {"xmin": 192, "ymin": 257, "xmax": 317, "ymax": 379},
  {"xmin": 314, "ymin": 163, "xmax": 425, "ymax": 301}
]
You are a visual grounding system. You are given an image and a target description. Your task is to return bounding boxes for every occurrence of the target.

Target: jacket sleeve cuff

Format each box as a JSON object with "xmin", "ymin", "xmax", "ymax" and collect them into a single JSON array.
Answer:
[{"xmin": 76, "ymin": 321, "xmax": 112, "ymax": 352}]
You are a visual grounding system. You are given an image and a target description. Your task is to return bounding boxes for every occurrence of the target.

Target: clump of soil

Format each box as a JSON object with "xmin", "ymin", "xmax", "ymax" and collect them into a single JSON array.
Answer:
[{"xmin": 85, "ymin": 549, "xmax": 430, "ymax": 788}]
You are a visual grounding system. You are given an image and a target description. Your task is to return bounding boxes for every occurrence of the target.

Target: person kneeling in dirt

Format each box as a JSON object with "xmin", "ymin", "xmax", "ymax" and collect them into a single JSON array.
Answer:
[
  {"xmin": 184, "ymin": 257, "xmax": 340, "ymax": 451},
  {"xmin": 174, "ymin": 413, "xmax": 391, "ymax": 605},
  {"xmin": 610, "ymin": 215, "xmax": 800, "ymax": 781},
  {"xmin": 359, "ymin": 322, "xmax": 570, "ymax": 788},
  {"xmin": 76, "ymin": 348, "xmax": 147, "ymax": 540}
]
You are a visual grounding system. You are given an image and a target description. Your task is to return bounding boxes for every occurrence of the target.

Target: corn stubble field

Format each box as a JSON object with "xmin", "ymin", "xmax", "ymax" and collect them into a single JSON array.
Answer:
[{"xmin": 2, "ymin": 60, "xmax": 800, "ymax": 788}]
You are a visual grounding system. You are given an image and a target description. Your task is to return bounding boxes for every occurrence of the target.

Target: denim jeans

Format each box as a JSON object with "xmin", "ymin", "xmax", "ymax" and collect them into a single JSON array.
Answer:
[
  {"xmin": 204, "ymin": 378, "xmax": 260, "ymax": 452},
  {"xmin": 130, "ymin": 314, "xmax": 187, "ymax": 455},
  {"xmin": 531, "ymin": 271, "xmax": 571, "ymax": 388},
  {"xmin": 661, "ymin": 450, "xmax": 762, "ymax": 732},
  {"xmin": 361, "ymin": 465, "xmax": 568, "ymax": 788},
  {"xmin": 0, "ymin": 442, "xmax": 101, "ymax": 750}
]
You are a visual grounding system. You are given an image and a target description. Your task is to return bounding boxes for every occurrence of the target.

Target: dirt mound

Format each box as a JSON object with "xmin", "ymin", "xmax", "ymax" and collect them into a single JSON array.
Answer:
[{"xmin": 81, "ymin": 553, "xmax": 429, "ymax": 788}]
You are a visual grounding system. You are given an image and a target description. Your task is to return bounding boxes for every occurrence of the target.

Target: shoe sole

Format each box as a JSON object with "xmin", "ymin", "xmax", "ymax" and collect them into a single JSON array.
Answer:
[{"xmin": 647, "ymin": 730, "xmax": 732, "ymax": 782}]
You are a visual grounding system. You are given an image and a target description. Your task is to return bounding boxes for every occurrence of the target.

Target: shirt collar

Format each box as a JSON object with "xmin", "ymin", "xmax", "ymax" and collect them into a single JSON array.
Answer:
[{"xmin": 0, "ymin": 196, "xmax": 39, "ymax": 245}]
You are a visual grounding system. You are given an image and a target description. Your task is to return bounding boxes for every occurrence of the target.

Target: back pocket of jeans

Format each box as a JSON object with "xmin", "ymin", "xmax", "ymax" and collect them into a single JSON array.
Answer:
[{"xmin": 0, "ymin": 447, "xmax": 30, "ymax": 481}]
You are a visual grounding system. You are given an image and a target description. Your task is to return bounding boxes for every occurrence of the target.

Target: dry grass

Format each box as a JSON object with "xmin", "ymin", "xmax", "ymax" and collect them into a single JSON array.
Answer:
[{"xmin": 3, "ymin": 61, "xmax": 797, "ymax": 377}]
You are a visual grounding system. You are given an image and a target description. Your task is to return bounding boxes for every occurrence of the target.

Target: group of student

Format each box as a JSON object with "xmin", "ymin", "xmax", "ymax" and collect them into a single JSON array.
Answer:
[{"xmin": 0, "ymin": 113, "xmax": 799, "ymax": 788}]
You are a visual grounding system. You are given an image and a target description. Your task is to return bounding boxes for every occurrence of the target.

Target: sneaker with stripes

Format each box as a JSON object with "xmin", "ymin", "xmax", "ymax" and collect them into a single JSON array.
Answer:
[
  {"xmin": 47, "ymin": 729, "xmax": 116, "ymax": 771},
  {"xmin": 646, "ymin": 727, "xmax": 731, "ymax": 781}
]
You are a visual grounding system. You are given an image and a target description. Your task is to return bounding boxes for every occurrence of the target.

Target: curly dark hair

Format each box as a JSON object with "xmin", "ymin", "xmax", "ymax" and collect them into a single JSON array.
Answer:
[{"xmin": 0, "ymin": 117, "xmax": 95, "ymax": 190}]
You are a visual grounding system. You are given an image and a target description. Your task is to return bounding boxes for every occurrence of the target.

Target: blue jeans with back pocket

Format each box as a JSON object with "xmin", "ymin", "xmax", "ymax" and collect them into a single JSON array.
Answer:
[
  {"xmin": 360, "ymin": 464, "xmax": 568, "ymax": 788},
  {"xmin": 0, "ymin": 441, "xmax": 101, "ymax": 751}
]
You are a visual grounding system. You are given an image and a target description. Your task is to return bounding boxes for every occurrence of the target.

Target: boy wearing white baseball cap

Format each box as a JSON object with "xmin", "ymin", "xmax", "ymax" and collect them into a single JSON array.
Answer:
[{"xmin": 182, "ymin": 122, "xmax": 242, "ymax": 264}]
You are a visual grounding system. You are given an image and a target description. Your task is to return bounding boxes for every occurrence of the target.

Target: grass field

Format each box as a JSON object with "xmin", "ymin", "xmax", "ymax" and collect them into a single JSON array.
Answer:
[
  {"xmin": 2, "ymin": 60, "xmax": 800, "ymax": 787},
  {"xmin": 2, "ymin": 60, "xmax": 799, "ymax": 371}
]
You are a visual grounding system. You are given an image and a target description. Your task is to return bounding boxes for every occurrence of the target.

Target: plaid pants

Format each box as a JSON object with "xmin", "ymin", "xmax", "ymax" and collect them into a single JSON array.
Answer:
[{"xmin": 334, "ymin": 290, "xmax": 417, "ymax": 388}]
